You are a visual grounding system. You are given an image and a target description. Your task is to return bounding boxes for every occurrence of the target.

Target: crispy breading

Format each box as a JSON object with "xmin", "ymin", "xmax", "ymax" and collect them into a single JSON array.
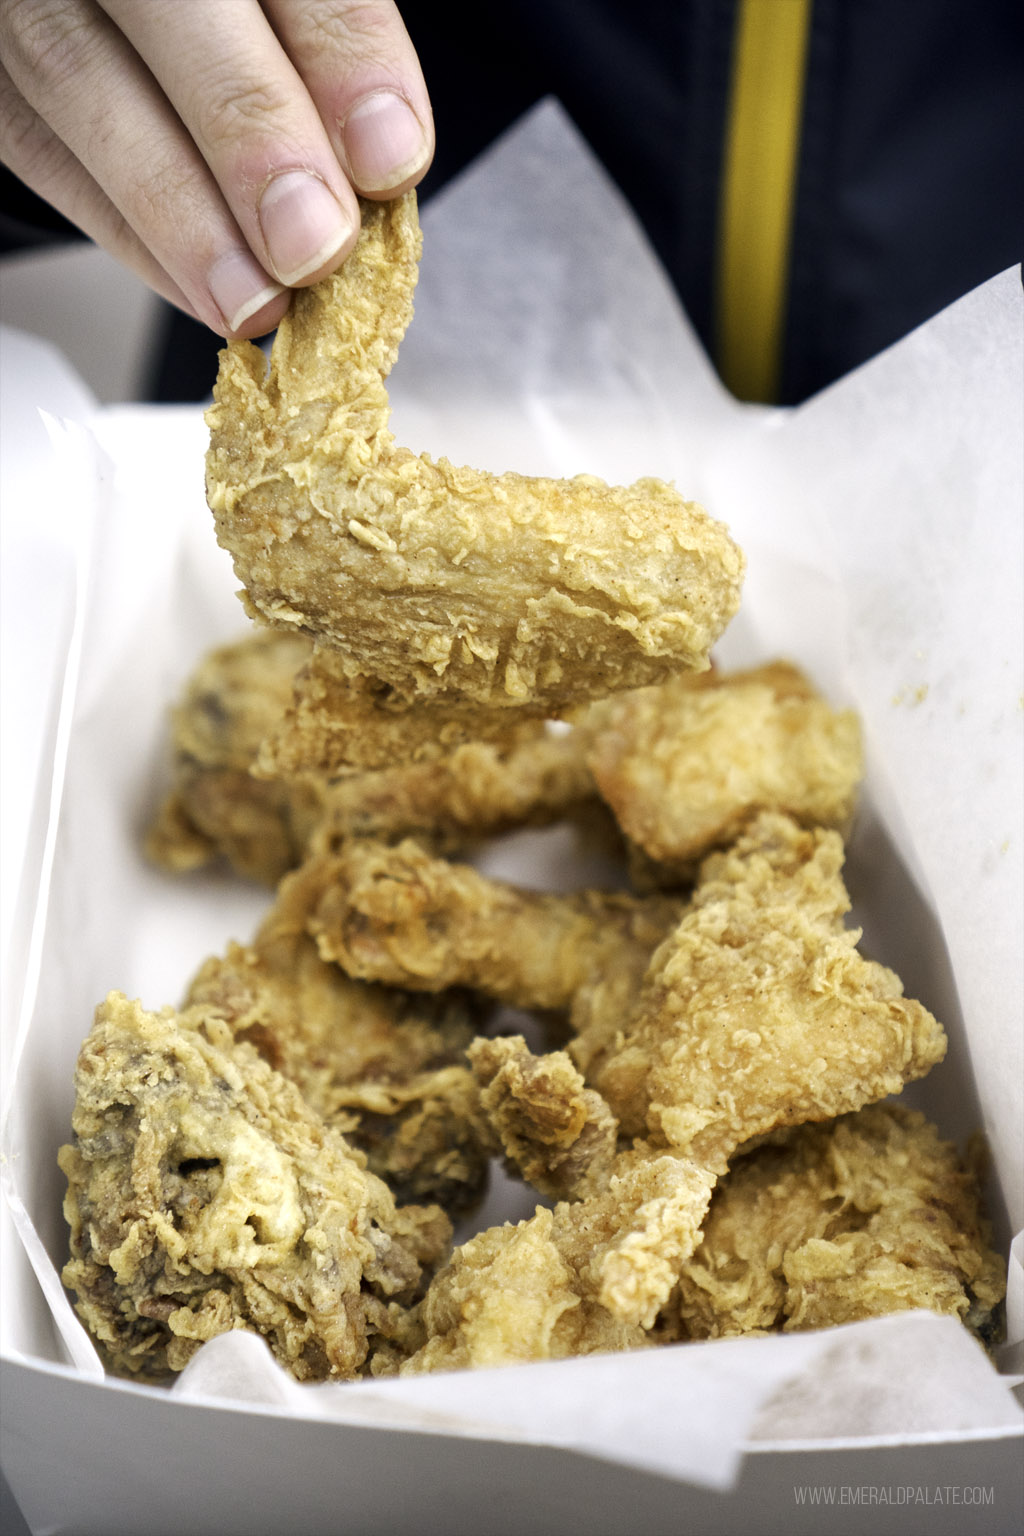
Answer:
[
  {"xmin": 256, "ymin": 644, "xmax": 540, "ymax": 774},
  {"xmin": 147, "ymin": 627, "xmax": 600, "ymax": 882},
  {"xmin": 185, "ymin": 865, "xmax": 489, "ymax": 1214},
  {"xmin": 389, "ymin": 1146, "xmax": 716, "ymax": 1373},
  {"xmin": 305, "ymin": 723, "xmax": 598, "ymax": 856},
  {"xmin": 551, "ymin": 1147, "xmax": 717, "ymax": 1329},
  {"xmin": 583, "ymin": 661, "xmax": 864, "ymax": 879},
  {"xmin": 468, "ymin": 1034, "xmax": 618, "ymax": 1201},
  {"xmin": 303, "ymin": 836, "xmax": 685, "ymax": 1010},
  {"xmin": 663, "ymin": 1105, "xmax": 1005, "ymax": 1343},
  {"xmin": 566, "ymin": 901, "xmax": 684, "ymax": 1076},
  {"xmin": 386, "ymin": 1207, "xmax": 651, "ymax": 1375},
  {"xmin": 59, "ymin": 993, "xmax": 451, "ymax": 1382},
  {"xmin": 145, "ymin": 628, "xmax": 324, "ymax": 884},
  {"xmin": 585, "ymin": 813, "xmax": 947, "ymax": 1166},
  {"xmin": 206, "ymin": 193, "xmax": 744, "ymax": 766}
]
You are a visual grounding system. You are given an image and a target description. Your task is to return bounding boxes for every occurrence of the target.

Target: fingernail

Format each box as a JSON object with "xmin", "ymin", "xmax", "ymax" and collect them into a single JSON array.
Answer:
[
  {"xmin": 208, "ymin": 250, "xmax": 285, "ymax": 333},
  {"xmin": 258, "ymin": 170, "xmax": 356, "ymax": 286},
  {"xmin": 342, "ymin": 91, "xmax": 430, "ymax": 193}
]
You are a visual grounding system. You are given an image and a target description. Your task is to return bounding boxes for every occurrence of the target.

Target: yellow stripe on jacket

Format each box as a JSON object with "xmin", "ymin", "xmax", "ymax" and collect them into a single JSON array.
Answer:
[{"xmin": 715, "ymin": 0, "xmax": 814, "ymax": 402}]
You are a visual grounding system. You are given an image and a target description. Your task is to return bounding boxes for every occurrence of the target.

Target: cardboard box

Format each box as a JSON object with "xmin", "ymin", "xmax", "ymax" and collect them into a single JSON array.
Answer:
[{"xmin": 2, "ymin": 105, "xmax": 1021, "ymax": 1533}]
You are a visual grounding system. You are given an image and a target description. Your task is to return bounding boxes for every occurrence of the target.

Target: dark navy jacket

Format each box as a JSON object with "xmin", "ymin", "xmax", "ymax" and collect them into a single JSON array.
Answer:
[{"xmin": 2, "ymin": 0, "xmax": 1021, "ymax": 403}]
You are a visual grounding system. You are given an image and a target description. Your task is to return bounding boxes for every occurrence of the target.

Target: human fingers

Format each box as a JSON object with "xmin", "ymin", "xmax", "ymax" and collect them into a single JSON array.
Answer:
[
  {"xmin": 262, "ymin": 0, "xmax": 433, "ymax": 199},
  {"xmin": 101, "ymin": 0, "xmax": 432, "ymax": 281},
  {"xmin": 1, "ymin": 1, "xmax": 433, "ymax": 334},
  {"xmin": 99, "ymin": 0, "xmax": 359, "ymax": 294},
  {"xmin": 0, "ymin": 59, "xmax": 201, "ymax": 318},
  {"xmin": 1, "ymin": 0, "xmax": 291, "ymax": 336}
]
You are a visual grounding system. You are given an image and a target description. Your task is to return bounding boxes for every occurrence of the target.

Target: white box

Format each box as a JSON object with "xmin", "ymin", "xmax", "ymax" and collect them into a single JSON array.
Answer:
[{"xmin": 2, "ymin": 105, "xmax": 1021, "ymax": 1534}]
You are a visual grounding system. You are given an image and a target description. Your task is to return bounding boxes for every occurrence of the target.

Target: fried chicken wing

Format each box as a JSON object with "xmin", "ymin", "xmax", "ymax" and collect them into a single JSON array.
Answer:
[
  {"xmin": 583, "ymin": 661, "xmax": 864, "ymax": 881},
  {"xmin": 386, "ymin": 1207, "xmax": 651, "ymax": 1376},
  {"xmin": 389, "ymin": 1145, "xmax": 716, "ymax": 1374},
  {"xmin": 585, "ymin": 813, "xmax": 948, "ymax": 1167},
  {"xmin": 148, "ymin": 627, "xmax": 601, "ymax": 882},
  {"xmin": 145, "ymin": 628, "xmax": 324, "ymax": 884},
  {"xmin": 256, "ymin": 644, "xmax": 539, "ymax": 775},
  {"xmin": 305, "ymin": 722, "xmax": 598, "ymax": 856},
  {"xmin": 663, "ymin": 1105, "xmax": 1005, "ymax": 1344},
  {"xmin": 206, "ymin": 194, "xmax": 744, "ymax": 767},
  {"xmin": 59, "ymin": 992, "xmax": 451, "ymax": 1381},
  {"xmin": 185, "ymin": 865, "xmax": 489, "ymax": 1214},
  {"xmin": 302, "ymin": 836, "xmax": 685, "ymax": 1011}
]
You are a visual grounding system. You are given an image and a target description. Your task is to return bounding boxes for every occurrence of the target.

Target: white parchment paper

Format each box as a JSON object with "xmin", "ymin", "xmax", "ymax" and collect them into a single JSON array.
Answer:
[{"xmin": 1, "ymin": 102, "xmax": 1021, "ymax": 1490}]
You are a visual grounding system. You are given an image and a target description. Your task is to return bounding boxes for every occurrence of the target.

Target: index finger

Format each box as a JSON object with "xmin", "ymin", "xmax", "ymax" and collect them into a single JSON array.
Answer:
[
  {"xmin": 100, "ymin": 0, "xmax": 364, "ymax": 289},
  {"xmin": 263, "ymin": 0, "xmax": 434, "ymax": 198}
]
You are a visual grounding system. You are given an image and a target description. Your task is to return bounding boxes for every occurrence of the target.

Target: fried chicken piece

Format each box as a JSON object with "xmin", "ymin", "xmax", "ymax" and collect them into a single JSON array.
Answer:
[
  {"xmin": 583, "ymin": 661, "xmax": 864, "ymax": 881},
  {"xmin": 386, "ymin": 1206, "xmax": 651, "ymax": 1375},
  {"xmin": 59, "ymin": 992, "xmax": 451, "ymax": 1382},
  {"xmin": 661, "ymin": 1105, "xmax": 1006, "ymax": 1344},
  {"xmin": 257, "ymin": 644, "xmax": 537, "ymax": 775},
  {"xmin": 565, "ymin": 904, "xmax": 684, "ymax": 1076},
  {"xmin": 145, "ymin": 628, "xmax": 325, "ymax": 884},
  {"xmin": 303, "ymin": 836, "xmax": 685, "ymax": 1011},
  {"xmin": 585, "ymin": 813, "xmax": 948, "ymax": 1167},
  {"xmin": 185, "ymin": 865, "xmax": 489, "ymax": 1214},
  {"xmin": 457, "ymin": 1030, "xmax": 720, "ymax": 1336},
  {"xmin": 206, "ymin": 193, "xmax": 744, "ymax": 769},
  {"xmin": 551, "ymin": 1146, "xmax": 717, "ymax": 1329},
  {"xmin": 388, "ymin": 1146, "xmax": 716, "ymax": 1374},
  {"xmin": 305, "ymin": 722, "xmax": 598, "ymax": 856},
  {"xmin": 468, "ymin": 1035, "xmax": 618, "ymax": 1201},
  {"xmin": 148, "ymin": 628, "xmax": 601, "ymax": 882}
]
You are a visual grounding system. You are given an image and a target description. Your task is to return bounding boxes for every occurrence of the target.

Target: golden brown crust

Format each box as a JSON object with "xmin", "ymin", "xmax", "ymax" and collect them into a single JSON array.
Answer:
[
  {"xmin": 468, "ymin": 1035, "xmax": 619, "ymax": 1201},
  {"xmin": 185, "ymin": 864, "xmax": 490, "ymax": 1215},
  {"xmin": 388, "ymin": 1146, "xmax": 718, "ymax": 1374},
  {"xmin": 144, "ymin": 628, "xmax": 324, "ymax": 885},
  {"xmin": 585, "ymin": 812, "xmax": 947, "ymax": 1164},
  {"xmin": 146, "ymin": 627, "xmax": 601, "ymax": 881},
  {"xmin": 583, "ymin": 661, "xmax": 864, "ymax": 877},
  {"xmin": 256, "ymin": 644, "xmax": 542, "ymax": 775},
  {"xmin": 387, "ymin": 1208, "xmax": 652, "ymax": 1376},
  {"xmin": 302, "ymin": 836, "xmax": 685, "ymax": 1011},
  {"xmin": 59, "ymin": 993, "xmax": 451, "ymax": 1381},
  {"xmin": 305, "ymin": 722, "xmax": 598, "ymax": 854},
  {"xmin": 206, "ymin": 194, "xmax": 745, "ymax": 763},
  {"xmin": 664, "ymin": 1105, "xmax": 1005, "ymax": 1343}
]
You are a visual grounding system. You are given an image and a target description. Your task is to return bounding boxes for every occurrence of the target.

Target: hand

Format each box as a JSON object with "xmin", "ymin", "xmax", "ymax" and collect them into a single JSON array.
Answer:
[{"xmin": 0, "ymin": 0, "xmax": 433, "ymax": 336}]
